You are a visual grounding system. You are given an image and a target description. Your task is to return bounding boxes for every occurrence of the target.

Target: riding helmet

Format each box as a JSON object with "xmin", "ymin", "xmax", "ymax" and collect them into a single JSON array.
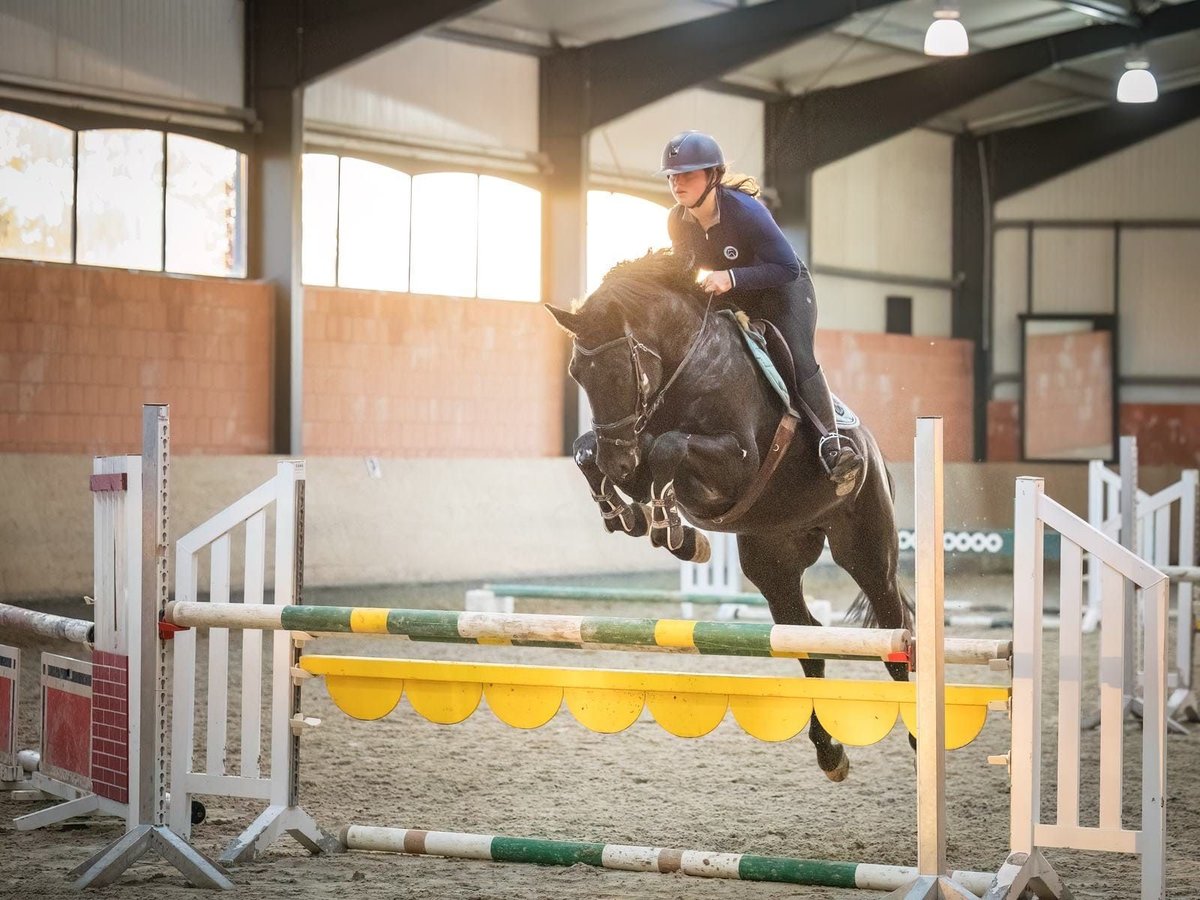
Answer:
[{"xmin": 657, "ymin": 131, "xmax": 725, "ymax": 176}]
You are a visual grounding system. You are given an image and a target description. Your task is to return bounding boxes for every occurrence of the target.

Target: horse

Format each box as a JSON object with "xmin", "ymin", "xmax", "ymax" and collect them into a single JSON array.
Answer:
[{"xmin": 546, "ymin": 250, "xmax": 912, "ymax": 782}]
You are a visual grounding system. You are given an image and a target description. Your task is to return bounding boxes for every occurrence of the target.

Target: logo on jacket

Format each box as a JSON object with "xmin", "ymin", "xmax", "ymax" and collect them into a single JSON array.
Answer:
[{"xmin": 723, "ymin": 246, "xmax": 738, "ymax": 260}]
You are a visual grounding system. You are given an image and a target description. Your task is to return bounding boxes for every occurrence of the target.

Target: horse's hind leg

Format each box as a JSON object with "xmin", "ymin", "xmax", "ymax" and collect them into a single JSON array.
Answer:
[
  {"xmin": 572, "ymin": 432, "xmax": 650, "ymax": 538},
  {"xmin": 738, "ymin": 529, "xmax": 851, "ymax": 782},
  {"xmin": 826, "ymin": 511, "xmax": 911, "ymax": 685}
]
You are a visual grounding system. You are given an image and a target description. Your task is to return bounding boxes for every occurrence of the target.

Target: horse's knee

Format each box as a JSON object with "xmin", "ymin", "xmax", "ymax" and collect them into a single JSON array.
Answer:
[{"xmin": 573, "ymin": 431, "xmax": 599, "ymax": 468}]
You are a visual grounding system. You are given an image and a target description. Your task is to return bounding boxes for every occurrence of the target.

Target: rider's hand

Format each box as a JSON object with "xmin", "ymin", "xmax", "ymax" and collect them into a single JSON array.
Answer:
[{"xmin": 701, "ymin": 270, "xmax": 733, "ymax": 295}]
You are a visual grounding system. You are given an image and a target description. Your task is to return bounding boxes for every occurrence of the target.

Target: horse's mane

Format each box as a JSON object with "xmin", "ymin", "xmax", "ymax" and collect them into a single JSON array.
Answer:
[{"xmin": 571, "ymin": 250, "xmax": 710, "ymax": 332}]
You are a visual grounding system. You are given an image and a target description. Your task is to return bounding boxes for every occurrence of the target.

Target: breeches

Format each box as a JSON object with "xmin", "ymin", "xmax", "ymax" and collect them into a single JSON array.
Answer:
[{"xmin": 732, "ymin": 263, "xmax": 819, "ymax": 381}]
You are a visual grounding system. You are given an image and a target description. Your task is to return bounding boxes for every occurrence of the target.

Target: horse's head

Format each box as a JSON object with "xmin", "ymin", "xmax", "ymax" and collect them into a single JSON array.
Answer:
[{"xmin": 546, "ymin": 251, "xmax": 705, "ymax": 482}]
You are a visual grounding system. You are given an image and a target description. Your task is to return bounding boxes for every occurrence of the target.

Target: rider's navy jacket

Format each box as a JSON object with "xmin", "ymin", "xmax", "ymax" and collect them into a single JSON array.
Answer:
[{"xmin": 667, "ymin": 186, "xmax": 801, "ymax": 294}]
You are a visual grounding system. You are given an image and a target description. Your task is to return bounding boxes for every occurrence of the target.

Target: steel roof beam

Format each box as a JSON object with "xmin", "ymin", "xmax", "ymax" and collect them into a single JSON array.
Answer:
[
  {"xmin": 298, "ymin": 0, "xmax": 495, "ymax": 85},
  {"xmin": 545, "ymin": 0, "xmax": 906, "ymax": 132},
  {"xmin": 988, "ymin": 81, "xmax": 1200, "ymax": 198}
]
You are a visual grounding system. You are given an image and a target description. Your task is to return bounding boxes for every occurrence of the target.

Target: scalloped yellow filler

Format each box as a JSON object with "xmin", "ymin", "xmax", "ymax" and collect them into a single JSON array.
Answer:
[
  {"xmin": 647, "ymin": 691, "xmax": 729, "ymax": 738},
  {"xmin": 484, "ymin": 683, "xmax": 563, "ymax": 729},
  {"xmin": 323, "ymin": 674, "xmax": 405, "ymax": 721},
  {"xmin": 300, "ymin": 656, "xmax": 1008, "ymax": 749}
]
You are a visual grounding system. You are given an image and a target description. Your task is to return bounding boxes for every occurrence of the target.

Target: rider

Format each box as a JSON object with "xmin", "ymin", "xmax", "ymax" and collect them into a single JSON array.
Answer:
[{"xmin": 659, "ymin": 130, "xmax": 863, "ymax": 495}]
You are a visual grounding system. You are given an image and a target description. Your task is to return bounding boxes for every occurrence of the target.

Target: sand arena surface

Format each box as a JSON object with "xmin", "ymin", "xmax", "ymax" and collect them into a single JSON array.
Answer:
[{"xmin": 2, "ymin": 570, "xmax": 1199, "ymax": 899}]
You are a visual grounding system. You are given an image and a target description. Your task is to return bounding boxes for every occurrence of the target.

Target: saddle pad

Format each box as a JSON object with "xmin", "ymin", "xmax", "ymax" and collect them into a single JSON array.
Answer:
[
  {"xmin": 832, "ymin": 394, "xmax": 860, "ymax": 429},
  {"xmin": 722, "ymin": 310, "xmax": 792, "ymax": 409}
]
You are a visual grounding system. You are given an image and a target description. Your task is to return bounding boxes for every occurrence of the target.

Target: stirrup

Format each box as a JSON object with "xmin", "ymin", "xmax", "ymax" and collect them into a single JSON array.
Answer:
[{"xmin": 818, "ymin": 433, "xmax": 855, "ymax": 476}]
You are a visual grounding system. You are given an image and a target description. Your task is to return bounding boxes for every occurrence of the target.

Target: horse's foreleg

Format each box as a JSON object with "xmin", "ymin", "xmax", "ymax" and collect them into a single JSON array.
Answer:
[
  {"xmin": 573, "ymin": 431, "xmax": 649, "ymax": 538},
  {"xmin": 646, "ymin": 480, "xmax": 710, "ymax": 563}
]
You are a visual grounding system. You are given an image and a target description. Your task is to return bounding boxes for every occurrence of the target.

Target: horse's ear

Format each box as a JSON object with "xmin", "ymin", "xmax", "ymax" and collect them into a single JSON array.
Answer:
[{"xmin": 545, "ymin": 304, "xmax": 582, "ymax": 335}]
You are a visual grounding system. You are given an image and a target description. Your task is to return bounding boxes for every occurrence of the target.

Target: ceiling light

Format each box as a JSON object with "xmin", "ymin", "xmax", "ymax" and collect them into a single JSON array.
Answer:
[
  {"xmin": 924, "ymin": 5, "xmax": 969, "ymax": 57},
  {"xmin": 1117, "ymin": 59, "xmax": 1158, "ymax": 103}
]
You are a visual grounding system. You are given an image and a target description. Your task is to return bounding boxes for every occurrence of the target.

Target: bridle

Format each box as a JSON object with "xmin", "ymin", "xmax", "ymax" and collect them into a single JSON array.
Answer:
[{"xmin": 577, "ymin": 297, "xmax": 714, "ymax": 450}]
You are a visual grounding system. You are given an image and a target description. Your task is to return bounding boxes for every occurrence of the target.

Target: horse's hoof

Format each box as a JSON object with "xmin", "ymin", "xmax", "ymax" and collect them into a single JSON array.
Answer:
[
  {"xmin": 691, "ymin": 532, "xmax": 711, "ymax": 564},
  {"xmin": 824, "ymin": 751, "xmax": 850, "ymax": 783}
]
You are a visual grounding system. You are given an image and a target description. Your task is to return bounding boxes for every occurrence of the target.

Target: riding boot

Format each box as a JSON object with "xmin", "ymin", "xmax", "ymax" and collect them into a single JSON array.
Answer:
[{"xmin": 797, "ymin": 367, "xmax": 863, "ymax": 496}]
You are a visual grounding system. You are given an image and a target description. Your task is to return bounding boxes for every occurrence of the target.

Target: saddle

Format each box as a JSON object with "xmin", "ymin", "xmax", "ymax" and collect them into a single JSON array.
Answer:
[{"xmin": 736, "ymin": 315, "xmax": 860, "ymax": 428}]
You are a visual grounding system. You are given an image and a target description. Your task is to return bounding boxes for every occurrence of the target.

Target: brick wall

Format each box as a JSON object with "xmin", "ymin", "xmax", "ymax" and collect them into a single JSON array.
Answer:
[
  {"xmin": 817, "ymin": 330, "xmax": 975, "ymax": 461},
  {"xmin": 304, "ymin": 287, "xmax": 567, "ymax": 457},
  {"xmin": 987, "ymin": 400, "xmax": 1200, "ymax": 467},
  {"xmin": 0, "ymin": 259, "xmax": 273, "ymax": 454}
]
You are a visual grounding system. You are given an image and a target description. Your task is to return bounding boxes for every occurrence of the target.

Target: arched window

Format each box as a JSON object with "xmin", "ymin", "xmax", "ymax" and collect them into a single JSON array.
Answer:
[
  {"xmin": 301, "ymin": 153, "xmax": 339, "ymax": 286},
  {"xmin": 477, "ymin": 175, "xmax": 540, "ymax": 302},
  {"xmin": 586, "ymin": 191, "xmax": 671, "ymax": 294},
  {"xmin": 337, "ymin": 158, "xmax": 411, "ymax": 292},
  {"xmin": 76, "ymin": 129, "xmax": 164, "ymax": 270},
  {"xmin": 166, "ymin": 134, "xmax": 245, "ymax": 277},
  {"xmin": 0, "ymin": 111, "xmax": 74, "ymax": 263},
  {"xmin": 409, "ymin": 172, "xmax": 479, "ymax": 297}
]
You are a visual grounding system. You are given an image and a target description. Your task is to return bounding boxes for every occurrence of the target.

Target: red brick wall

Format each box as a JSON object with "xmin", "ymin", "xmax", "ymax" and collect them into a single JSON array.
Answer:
[
  {"xmin": 987, "ymin": 400, "xmax": 1200, "ymax": 467},
  {"xmin": 0, "ymin": 260, "xmax": 274, "ymax": 454},
  {"xmin": 817, "ymin": 331, "xmax": 975, "ymax": 461},
  {"xmin": 304, "ymin": 287, "xmax": 567, "ymax": 456}
]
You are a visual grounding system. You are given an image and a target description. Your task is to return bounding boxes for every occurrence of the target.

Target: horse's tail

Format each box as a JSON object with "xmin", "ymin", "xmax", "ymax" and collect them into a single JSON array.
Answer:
[{"xmin": 844, "ymin": 583, "xmax": 915, "ymax": 632}]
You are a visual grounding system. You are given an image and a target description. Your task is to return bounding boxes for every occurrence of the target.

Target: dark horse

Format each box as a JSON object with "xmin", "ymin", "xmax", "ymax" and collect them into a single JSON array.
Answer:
[{"xmin": 547, "ymin": 251, "xmax": 912, "ymax": 782}]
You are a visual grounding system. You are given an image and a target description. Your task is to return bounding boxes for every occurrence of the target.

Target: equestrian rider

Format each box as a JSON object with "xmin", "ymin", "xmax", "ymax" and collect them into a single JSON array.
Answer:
[{"xmin": 659, "ymin": 130, "xmax": 864, "ymax": 495}]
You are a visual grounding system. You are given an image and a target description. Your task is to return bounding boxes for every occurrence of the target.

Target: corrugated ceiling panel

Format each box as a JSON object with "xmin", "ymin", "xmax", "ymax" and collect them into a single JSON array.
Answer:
[
  {"xmin": 305, "ymin": 36, "xmax": 539, "ymax": 154},
  {"xmin": 812, "ymin": 129, "xmax": 952, "ymax": 280},
  {"xmin": 590, "ymin": 88, "xmax": 763, "ymax": 184},
  {"xmin": 996, "ymin": 120, "xmax": 1200, "ymax": 220},
  {"xmin": 0, "ymin": 0, "xmax": 242, "ymax": 107}
]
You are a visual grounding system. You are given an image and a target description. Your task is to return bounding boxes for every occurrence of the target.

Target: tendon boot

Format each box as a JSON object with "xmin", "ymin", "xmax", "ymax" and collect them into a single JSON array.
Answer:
[{"xmin": 797, "ymin": 367, "xmax": 863, "ymax": 496}]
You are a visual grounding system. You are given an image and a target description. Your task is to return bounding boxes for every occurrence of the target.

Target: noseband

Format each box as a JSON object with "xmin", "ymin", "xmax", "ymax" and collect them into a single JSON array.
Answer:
[{"xmin": 576, "ymin": 299, "xmax": 713, "ymax": 450}]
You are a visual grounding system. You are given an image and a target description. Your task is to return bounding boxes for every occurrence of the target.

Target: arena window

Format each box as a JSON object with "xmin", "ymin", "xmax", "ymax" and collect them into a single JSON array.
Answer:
[
  {"xmin": 586, "ymin": 190, "xmax": 670, "ymax": 294},
  {"xmin": 0, "ymin": 110, "xmax": 74, "ymax": 264},
  {"xmin": 165, "ymin": 134, "xmax": 246, "ymax": 278}
]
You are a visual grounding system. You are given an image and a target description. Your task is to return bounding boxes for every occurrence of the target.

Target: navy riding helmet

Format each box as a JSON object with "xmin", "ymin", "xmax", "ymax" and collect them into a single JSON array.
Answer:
[{"xmin": 657, "ymin": 131, "xmax": 725, "ymax": 176}]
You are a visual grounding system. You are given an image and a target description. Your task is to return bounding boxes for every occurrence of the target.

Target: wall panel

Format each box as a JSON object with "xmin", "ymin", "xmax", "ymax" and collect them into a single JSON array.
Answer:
[
  {"xmin": 1118, "ymin": 229, "xmax": 1200, "ymax": 379},
  {"xmin": 812, "ymin": 129, "xmax": 953, "ymax": 280},
  {"xmin": 1031, "ymin": 228, "xmax": 1114, "ymax": 314},
  {"xmin": 991, "ymin": 227, "xmax": 1027, "ymax": 384},
  {"xmin": 305, "ymin": 36, "xmax": 539, "ymax": 155}
]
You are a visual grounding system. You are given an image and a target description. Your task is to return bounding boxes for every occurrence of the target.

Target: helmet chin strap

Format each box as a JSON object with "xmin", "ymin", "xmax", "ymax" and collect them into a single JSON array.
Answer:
[{"xmin": 687, "ymin": 170, "xmax": 719, "ymax": 210}]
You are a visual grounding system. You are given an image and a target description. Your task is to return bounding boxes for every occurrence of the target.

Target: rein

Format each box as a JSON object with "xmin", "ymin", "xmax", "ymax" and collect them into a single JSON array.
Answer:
[{"xmin": 579, "ymin": 295, "xmax": 714, "ymax": 448}]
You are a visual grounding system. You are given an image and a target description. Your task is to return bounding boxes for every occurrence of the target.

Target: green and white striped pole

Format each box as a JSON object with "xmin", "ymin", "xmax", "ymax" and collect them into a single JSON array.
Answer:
[{"xmin": 340, "ymin": 826, "xmax": 996, "ymax": 895}]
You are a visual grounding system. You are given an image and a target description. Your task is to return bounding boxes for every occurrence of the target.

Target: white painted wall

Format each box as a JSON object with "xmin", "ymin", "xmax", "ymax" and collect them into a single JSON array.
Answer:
[
  {"xmin": 814, "ymin": 275, "xmax": 951, "ymax": 336},
  {"xmin": 1119, "ymin": 229, "xmax": 1200, "ymax": 380},
  {"xmin": 590, "ymin": 88, "xmax": 764, "ymax": 184},
  {"xmin": 996, "ymin": 120, "xmax": 1200, "ymax": 220},
  {"xmin": 808, "ymin": 129, "xmax": 955, "ymax": 337},
  {"xmin": 812, "ymin": 128, "xmax": 953, "ymax": 280},
  {"xmin": 305, "ymin": 35, "xmax": 539, "ymax": 155},
  {"xmin": 0, "ymin": 0, "xmax": 243, "ymax": 108}
]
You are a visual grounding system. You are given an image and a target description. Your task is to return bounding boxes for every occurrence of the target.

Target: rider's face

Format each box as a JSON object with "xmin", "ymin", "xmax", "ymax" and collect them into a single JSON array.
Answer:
[{"xmin": 668, "ymin": 169, "xmax": 709, "ymax": 206}]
